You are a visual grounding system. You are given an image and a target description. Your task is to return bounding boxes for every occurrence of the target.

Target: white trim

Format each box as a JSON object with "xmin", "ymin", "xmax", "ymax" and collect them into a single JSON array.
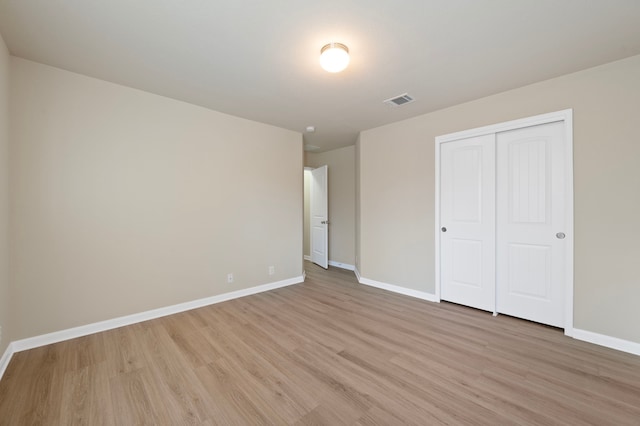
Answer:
[
  {"xmin": 573, "ymin": 329, "xmax": 640, "ymax": 357},
  {"xmin": 11, "ymin": 275, "xmax": 304, "ymax": 354},
  {"xmin": 3, "ymin": 279, "xmax": 637, "ymax": 385},
  {"xmin": 434, "ymin": 129, "xmax": 442, "ymax": 302},
  {"xmin": 0, "ymin": 342, "xmax": 15, "ymax": 380},
  {"xmin": 435, "ymin": 109, "xmax": 574, "ymax": 143},
  {"xmin": 358, "ymin": 276, "xmax": 438, "ymax": 303},
  {"xmin": 435, "ymin": 109, "xmax": 574, "ymax": 334},
  {"xmin": 563, "ymin": 111, "xmax": 574, "ymax": 337},
  {"xmin": 304, "ymin": 257, "xmax": 354, "ymax": 271},
  {"xmin": 328, "ymin": 261, "xmax": 355, "ymax": 271}
]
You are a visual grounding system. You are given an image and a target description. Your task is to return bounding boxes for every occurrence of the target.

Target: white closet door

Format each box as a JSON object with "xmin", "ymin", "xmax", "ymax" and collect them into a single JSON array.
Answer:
[
  {"xmin": 496, "ymin": 121, "xmax": 566, "ymax": 327},
  {"xmin": 440, "ymin": 135, "xmax": 496, "ymax": 312}
]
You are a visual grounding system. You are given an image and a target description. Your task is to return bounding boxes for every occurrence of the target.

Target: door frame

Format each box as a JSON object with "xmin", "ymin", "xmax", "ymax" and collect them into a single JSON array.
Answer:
[{"xmin": 434, "ymin": 109, "xmax": 574, "ymax": 336}]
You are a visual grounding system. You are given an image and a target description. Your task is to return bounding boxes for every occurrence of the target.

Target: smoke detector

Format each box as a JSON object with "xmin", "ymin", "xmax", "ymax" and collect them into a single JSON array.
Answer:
[{"xmin": 383, "ymin": 93, "xmax": 415, "ymax": 107}]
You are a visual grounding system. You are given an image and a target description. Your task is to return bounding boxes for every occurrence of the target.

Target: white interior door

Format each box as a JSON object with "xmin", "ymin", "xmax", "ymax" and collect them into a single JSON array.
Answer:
[
  {"xmin": 310, "ymin": 165, "xmax": 328, "ymax": 269},
  {"xmin": 440, "ymin": 135, "xmax": 496, "ymax": 312},
  {"xmin": 496, "ymin": 121, "xmax": 566, "ymax": 327}
]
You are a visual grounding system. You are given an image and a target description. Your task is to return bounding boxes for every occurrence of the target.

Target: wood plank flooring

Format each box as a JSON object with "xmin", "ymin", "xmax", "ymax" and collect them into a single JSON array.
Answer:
[{"xmin": 1, "ymin": 262, "xmax": 640, "ymax": 425}]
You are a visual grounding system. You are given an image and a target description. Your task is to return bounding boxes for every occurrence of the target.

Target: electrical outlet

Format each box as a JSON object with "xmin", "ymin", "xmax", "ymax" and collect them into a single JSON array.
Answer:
[
  {"xmin": 227, "ymin": 273, "xmax": 234, "ymax": 283},
  {"xmin": 268, "ymin": 266, "xmax": 275, "ymax": 276}
]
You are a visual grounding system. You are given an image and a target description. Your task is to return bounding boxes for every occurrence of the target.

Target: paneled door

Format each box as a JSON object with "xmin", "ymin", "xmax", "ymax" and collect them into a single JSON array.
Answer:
[
  {"xmin": 440, "ymin": 134, "xmax": 496, "ymax": 312},
  {"xmin": 496, "ymin": 121, "xmax": 566, "ymax": 327},
  {"xmin": 310, "ymin": 165, "xmax": 329, "ymax": 269}
]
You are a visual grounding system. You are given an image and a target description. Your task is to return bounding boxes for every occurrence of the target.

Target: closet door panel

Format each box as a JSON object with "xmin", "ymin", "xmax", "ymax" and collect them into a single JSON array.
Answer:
[
  {"xmin": 496, "ymin": 121, "xmax": 566, "ymax": 327},
  {"xmin": 440, "ymin": 135, "xmax": 495, "ymax": 312}
]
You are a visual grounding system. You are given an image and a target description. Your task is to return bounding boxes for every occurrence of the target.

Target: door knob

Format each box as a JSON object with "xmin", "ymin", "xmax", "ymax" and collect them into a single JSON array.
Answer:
[
  {"xmin": 556, "ymin": 232, "xmax": 566, "ymax": 239},
  {"xmin": 441, "ymin": 227, "xmax": 447, "ymax": 232}
]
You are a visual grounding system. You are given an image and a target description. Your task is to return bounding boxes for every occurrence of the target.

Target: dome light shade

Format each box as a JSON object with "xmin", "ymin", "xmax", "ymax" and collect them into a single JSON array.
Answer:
[{"xmin": 320, "ymin": 43, "xmax": 350, "ymax": 73}]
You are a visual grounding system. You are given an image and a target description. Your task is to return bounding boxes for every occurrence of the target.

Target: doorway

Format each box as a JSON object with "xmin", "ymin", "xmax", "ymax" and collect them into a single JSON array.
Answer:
[{"xmin": 304, "ymin": 166, "xmax": 329, "ymax": 269}]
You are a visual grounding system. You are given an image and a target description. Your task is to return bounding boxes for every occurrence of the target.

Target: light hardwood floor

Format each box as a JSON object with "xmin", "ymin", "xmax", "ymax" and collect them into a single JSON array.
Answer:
[{"xmin": 1, "ymin": 263, "xmax": 640, "ymax": 425}]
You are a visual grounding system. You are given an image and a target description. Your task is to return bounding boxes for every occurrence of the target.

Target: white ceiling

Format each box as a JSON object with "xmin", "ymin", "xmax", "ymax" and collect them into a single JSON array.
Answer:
[{"xmin": 1, "ymin": 1, "xmax": 640, "ymax": 152}]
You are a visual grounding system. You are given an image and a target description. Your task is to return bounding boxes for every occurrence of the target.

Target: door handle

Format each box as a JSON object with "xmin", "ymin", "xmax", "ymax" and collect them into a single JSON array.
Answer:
[
  {"xmin": 441, "ymin": 227, "xmax": 447, "ymax": 232},
  {"xmin": 556, "ymin": 232, "xmax": 566, "ymax": 239},
  {"xmin": 321, "ymin": 220, "xmax": 330, "ymax": 225}
]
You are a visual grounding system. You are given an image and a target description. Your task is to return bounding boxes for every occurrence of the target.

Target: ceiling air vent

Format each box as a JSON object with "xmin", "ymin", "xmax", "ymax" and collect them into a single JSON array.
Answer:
[{"xmin": 384, "ymin": 93, "xmax": 415, "ymax": 107}]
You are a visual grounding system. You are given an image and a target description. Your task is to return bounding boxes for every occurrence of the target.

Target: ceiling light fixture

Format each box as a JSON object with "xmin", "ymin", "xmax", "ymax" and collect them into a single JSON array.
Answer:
[{"xmin": 320, "ymin": 43, "xmax": 350, "ymax": 73}]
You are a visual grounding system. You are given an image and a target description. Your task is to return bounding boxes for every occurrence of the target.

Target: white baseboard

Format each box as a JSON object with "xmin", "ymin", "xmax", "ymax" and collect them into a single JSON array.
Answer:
[
  {"xmin": 328, "ymin": 261, "xmax": 355, "ymax": 271},
  {"xmin": 4, "ymin": 273, "xmax": 638, "ymax": 384},
  {"xmin": 572, "ymin": 328, "xmax": 640, "ymax": 356},
  {"xmin": 10, "ymin": 275, "xmax": 305, "ymax": 355},
  {"xmin": 0, "ymin": 342, "xmax": 14, "ymax": 380},
  {"xmin": 353, "ymin": 278, "xmax": 640, "ymax": 356},
  {"xmin": 303, "ymin": 257, "xmax": 355, "ymax": 271},
  {"xmin": 357, "ymin": 275, "xmax": 438, "ymax": 303}
]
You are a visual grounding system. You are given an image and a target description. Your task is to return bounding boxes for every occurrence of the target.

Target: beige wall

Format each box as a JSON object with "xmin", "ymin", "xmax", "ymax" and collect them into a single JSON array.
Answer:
[
  {"xmin": 359, "ymin": 54, "xmax": 640, "ymax": 343},
  {"xmin": 306, "ymin": 146, "xmax": 356, "ymax": 266},
  {"xmin": 10, "ymin": 58, "xmax": 303, "ymax": 340},
  {"xmin": 0, "ymin": 34, "xmax": 9, "ymax": 353}
]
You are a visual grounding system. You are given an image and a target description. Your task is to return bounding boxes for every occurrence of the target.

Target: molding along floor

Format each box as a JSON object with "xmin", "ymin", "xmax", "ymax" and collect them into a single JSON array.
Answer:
[{"xmin": 2, "ymin": 263, "xmax": 639, "ymax": 424}]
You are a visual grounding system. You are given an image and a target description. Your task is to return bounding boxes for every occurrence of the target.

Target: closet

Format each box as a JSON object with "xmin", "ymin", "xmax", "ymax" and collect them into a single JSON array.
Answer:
[{"xmin": 435, "ymin": 110, "xmax": 573, "ymax": 330}]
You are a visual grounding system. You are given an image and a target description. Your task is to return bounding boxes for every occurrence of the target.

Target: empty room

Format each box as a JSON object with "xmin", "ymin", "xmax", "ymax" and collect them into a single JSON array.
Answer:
[{"xmin": 1, "ymin": 1, "xmax": 640, "ymax": 424}]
